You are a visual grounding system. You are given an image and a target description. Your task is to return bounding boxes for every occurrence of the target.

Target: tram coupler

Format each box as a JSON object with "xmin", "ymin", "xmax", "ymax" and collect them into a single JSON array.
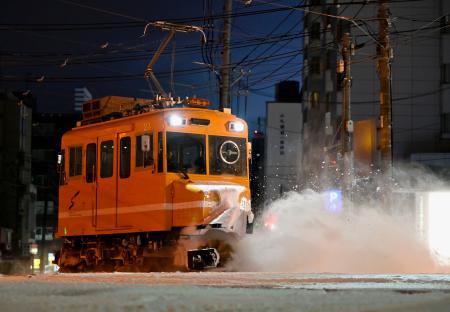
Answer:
[{"xmin": 187, "ymin": 248, "xmax": 220, "ymax": 270}]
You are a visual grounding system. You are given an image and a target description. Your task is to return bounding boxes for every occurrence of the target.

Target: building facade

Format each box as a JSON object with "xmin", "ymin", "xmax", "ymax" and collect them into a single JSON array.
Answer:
[
  {"xmin": 31, "ymin": 112, "xmax": 80, "ymax": 270},
  {"xmin": 302, "ymin": 0, "xmax": 450, "ymax": 187},
  {"xmin": 265, "ymin": 81, "xmax": 303, "ymax": 202},
  {"xmin": 0, "ymin": 91, "xmax": 35, "ymax": 258}
]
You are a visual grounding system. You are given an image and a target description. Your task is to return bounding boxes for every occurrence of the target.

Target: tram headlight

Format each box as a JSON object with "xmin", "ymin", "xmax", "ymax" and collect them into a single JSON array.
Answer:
[
  {"xmin": 204, "ymin": 191, "xmax": 220, "ymax": 208},
  {"xmin": 203, "ymin": 191, "xmax": 220, "ymax": 218},
  {"xmin": 167, "ymin": 114, "xmax": 186, "ymax": 127},
  {"xmin": 228, "ymin": 121, "xmax": 245, "ymax": 132}
]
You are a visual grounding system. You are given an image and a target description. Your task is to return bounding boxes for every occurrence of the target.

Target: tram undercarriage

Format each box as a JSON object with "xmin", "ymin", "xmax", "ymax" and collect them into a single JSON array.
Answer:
[{"xmin": 57, "ymin": 229, "xmax": 235, "ymax": 272}]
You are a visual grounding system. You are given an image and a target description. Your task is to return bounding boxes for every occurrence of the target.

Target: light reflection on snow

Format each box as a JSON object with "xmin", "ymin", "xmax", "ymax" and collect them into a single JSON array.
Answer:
[{"xmin": 427, "ymin": 192, "xmax": 450, "ymax": 265}]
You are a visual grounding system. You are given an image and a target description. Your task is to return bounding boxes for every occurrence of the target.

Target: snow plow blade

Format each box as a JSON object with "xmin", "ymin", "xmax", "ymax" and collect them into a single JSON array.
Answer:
[{"xmin": 187, "ymin": 248, "xmax": 220, "ymax": 270}]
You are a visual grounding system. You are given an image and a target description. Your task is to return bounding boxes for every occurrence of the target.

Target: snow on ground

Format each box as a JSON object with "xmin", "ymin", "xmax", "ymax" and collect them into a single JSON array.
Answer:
[{"xmin": 1, "ymin": 273, "xmax": 450, "ymax": 312}]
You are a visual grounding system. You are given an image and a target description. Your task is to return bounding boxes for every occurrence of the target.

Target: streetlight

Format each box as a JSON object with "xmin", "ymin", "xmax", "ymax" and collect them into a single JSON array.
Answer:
[{"xmin": 29, "ymin": 243, "xmax": 38, "ymax": 274}]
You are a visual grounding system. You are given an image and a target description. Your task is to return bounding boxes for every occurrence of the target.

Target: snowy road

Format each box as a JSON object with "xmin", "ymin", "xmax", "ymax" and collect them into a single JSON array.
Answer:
[{"xmin": 1, "ymin": 273, "xmax": 450, "ymax": 311}]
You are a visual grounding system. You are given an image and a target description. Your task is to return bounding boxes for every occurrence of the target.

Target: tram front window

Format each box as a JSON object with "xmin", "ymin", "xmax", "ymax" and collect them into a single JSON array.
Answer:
[
  {"xmin": 209, "ymin": 136, "xmax": 247, "ymax": 176},
  {"xmin": 167, "ymin": 132, "xmax": 206, "ymax": 174}
]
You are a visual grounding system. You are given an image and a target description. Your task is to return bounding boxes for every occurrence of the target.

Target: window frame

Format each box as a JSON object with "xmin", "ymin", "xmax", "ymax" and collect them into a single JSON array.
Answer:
[
  {"xmin": 135, "ymin": 132, "xmax": 154, "ymax": 170},
  {"xmin": 100, "ymin": 140, "xmax": 114, "ymax": 178},
  {"xmin": 208, "ymin": 135, "xmax": 247, "ymax": 177},
  {"xmin": 68, "ymin": 145, "xmax": 83, "ymax": 178},
  {"xmin": 166, "ymin": 132, "xmax": 206, "ymax": 175},
  {"xmin": 85, "ymin": 143, "xmax": 96, "ymax": 183},
  {"xmin": 120, "ymin": 136, "xmax": 131, "ymax": 179},
  {"xmin": 310, "ymin": 22, "xmax": 321, "ymax": 41}
]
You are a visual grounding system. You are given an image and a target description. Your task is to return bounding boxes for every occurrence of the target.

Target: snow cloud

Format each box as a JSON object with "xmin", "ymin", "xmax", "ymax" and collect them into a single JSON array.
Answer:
[{"xmin": 233, "ymin": 185, "xmax": 450, "ymax": 273}]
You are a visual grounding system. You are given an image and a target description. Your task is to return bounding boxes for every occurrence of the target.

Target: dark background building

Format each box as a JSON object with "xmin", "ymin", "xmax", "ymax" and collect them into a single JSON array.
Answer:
[
  {"xmin": 31, "ymin": 112, "xmax": 80, "ymax": 270},
  {"xmin": 0, "ymin": 91, "xmax": 35, "ymax": 260}
]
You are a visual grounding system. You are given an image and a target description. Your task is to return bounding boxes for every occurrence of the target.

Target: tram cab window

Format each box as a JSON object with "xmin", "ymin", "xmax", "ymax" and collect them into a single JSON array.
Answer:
[
  {"xmin": 100, "ymin": 140, "xmax": 114, "ymax": 178},
  {"xmin": 166, "ymin": 132, "xmax": 206, "ymax": 174},
  {"xmin": 209, "ymin": 136, "xmax": 247, "ymax": 176},
  {"xmin": 136, "ymin": 134, "xmax": 153, "ymax": 168},
  {"xmin": 69, "ymin": 146, "xmax": 82, "ymax": 177},
  {"xmin": 120, "ymin": 137, "xmax": 131, "ymax": 178},
  {"xmin": 86, "ymin": 143, "xmax": 96, "ymax": 183}
]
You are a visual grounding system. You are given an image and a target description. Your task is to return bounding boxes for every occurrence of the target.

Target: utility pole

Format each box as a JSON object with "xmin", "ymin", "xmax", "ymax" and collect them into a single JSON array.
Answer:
[
  {"xmin": 340, "ymin": 32, "xmax": 353, "ymax": 185},
  {"xmin": 377, "ymin": 0, "xmax": 392, "ymax": 173},
  {"xmin": 219, "ymin": 0, "xmax": 232, "ymax": 110},
  {"xmin": 39, "ymin": 191, "xmax": 48, "ymax": 273}
]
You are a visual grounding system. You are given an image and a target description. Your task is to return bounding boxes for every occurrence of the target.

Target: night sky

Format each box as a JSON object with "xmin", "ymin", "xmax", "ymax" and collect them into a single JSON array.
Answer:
[{"xmin": 1, "ymin": 0, "xmax": 303, "ymax": 134}]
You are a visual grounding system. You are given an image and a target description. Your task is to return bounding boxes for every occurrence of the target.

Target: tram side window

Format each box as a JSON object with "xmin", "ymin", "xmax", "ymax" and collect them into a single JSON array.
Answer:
[
  {"xmin": 86, "ymin": 143, "xmax": 96, "ymax": 183},
  {"xmin": 69, "ymin": 146, "xmax": 82, "ymax": 177},
  {"xmin": 100, "ymin": 140, "xmax": 114, "ymax": 178},
  {"xmin": 135, "ymin": 134, "xmax": 153, "ymax": 168},
  {"xmin": 120, "ymin": 137, "xmax": 131, "ymax": 178}
]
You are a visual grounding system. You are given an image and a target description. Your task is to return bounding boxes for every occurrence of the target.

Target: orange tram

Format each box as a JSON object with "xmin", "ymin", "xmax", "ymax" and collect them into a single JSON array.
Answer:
[{"xmin": 56, "ymin": 96, "xmax": 254, "ymax": 272}]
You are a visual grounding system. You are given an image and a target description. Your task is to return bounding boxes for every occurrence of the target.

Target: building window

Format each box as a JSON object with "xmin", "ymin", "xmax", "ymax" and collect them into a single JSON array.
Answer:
[
  {"xmin": 100, "ymin": 140, "xmax": 114, "ymax": 178},
  {"xmin": 326, "ymin": 92, "xmax": 332, "ymax": 112},
  {"xmin": 326, "ymin": 50, "xmax": 333, "ymax": 70},
  {"xmin": 337, "ymin": 72, "xmax": 345, "ymax": 90},
  {"xmin": 280, "ymin": 114, "xmax": 286, "ymax": 155},
  {"xmin": 135, "ymin": 134, "xmax": 153, "ymax": 168},
  {"xmin": 440, "ymin": 15, "xmax": 450, "ymax": 34},
  {"xmin": 337, "ymin": 20, "xmax": 351, "ymax": 41},
  {"xmin": 442, "ymin": 113, "xmax": 450, "ymax": 134},
  {"xmin": 310, "ymin": 22, "xmax": 321, "ymax": 41},
  {"xmin": 120, "ymin": 137, "xmax": 131, "ymax": 179},
  {"xmin": 311, "ymin": 91, "xmax": 320, "ymax": 108},
  {"xmin": 69, "ymin": 146, "xmax": 82, "ymax": 177},
  {"xmin": 325, "ymin": 7, "xmax": 333, "ymax": 28},
  {"xmin": 311, "ymin": 57, "xmax": 321, "ymax": 74},
  {"xmin": 86, "ymin": 143, "xmax": 96, "ymax": 183},
  {"xmin": 441, "ymin": 64, "xmax": 450, "ymax": 84}
]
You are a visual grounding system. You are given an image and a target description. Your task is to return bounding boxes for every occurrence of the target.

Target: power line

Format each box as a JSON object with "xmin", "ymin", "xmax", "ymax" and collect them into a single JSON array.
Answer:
[{"xmin": 3, "ymin": 1, "xmax": 417, "ymax": 31}]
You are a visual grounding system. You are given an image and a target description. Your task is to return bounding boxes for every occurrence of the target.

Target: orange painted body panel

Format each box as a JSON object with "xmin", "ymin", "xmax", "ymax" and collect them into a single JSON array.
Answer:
[{"xmin": 57, "ymin": 106, "xmax": 250, "ymax": 238}]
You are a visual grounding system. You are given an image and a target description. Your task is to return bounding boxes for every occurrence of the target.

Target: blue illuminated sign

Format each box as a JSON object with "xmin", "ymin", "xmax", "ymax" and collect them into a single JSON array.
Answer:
[{"xmin": 324, "ymin": 189, "xmax": 343, "ymax": 213}]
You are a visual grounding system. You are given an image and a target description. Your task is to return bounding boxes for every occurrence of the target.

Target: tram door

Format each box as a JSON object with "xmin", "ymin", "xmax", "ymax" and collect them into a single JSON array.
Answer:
[{"xmin": 96, "ymin": 135, "xmax": 117, "ymax": 229}]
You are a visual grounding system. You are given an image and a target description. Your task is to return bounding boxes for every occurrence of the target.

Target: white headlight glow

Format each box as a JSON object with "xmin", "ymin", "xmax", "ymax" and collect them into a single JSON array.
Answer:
[
  {"xmin": 168, "ymin": 115, "xmax": 185, "ymax": 127},
  {"xmin": 228, "ymin": 121, "xmax": 245, "ymax": 132}
]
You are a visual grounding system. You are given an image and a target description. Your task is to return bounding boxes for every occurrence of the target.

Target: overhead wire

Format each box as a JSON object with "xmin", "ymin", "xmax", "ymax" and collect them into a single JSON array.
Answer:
[{"xmin": 3, "ymin": 1, "xmax": 446, "ymax": 106}]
